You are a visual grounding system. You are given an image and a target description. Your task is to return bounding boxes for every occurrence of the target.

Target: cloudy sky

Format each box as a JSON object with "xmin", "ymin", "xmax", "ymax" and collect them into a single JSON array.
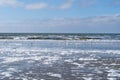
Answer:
[{"xmin": 0, "ymin": 0, "xmax": 120, "ymax": 33}]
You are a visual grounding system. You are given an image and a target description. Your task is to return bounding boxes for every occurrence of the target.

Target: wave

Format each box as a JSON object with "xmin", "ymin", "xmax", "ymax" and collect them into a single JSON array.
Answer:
[{"xmin": 0, "ymin": 33, "xmax": 119, "ymax": 40}]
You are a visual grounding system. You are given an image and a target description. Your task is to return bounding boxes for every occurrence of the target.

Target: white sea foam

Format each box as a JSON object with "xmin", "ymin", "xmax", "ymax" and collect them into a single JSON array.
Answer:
[
  {"xmin": 1, "ymin": 71, "xmax": 12, "ymax": 77},
  {"xmin": 78, "ymin": 58, "xmax": 97, "ymax": 61},
  {"xmin": 64, "ymin": 59, "xmax": 73, "ymax": 63},
  {"xmin": 0, "ymin": 48, "xmax": 120, "ymax": 55},
  {"xmin": 47, "ymin": 72, "xmax": 62, "ymax": 78},
  {"xmin": 7, "ymin": 68, "xmax": 17, "ymax": 72},
  {"xmin": 2, "ymin": 57, "xmax": 25, "ymax": 63},
  {"xmin": 0, "ymin": 39, "xmax": 119, "ymax": 80},
  {"xmin": 0, "ymin": 47, "xmax": 120, "ymax": 64},
  {"xmin": 22, "ymin": 78, "xmax": 28, "ymax": 80},
  {"xmin": 83, "ymin": 77, "xmax": 92, "ymax": 80},
  {"xmin": 72, "ymin": 62, "xmax": 84, "ymax": 67},
  {"xmin": 107, "ymin": 69, "xmax": 120, "ymax": 77}
]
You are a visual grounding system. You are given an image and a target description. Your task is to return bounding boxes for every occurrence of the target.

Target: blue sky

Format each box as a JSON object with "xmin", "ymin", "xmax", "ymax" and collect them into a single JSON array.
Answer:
[{"xmin": 0, "ymin": 0, "xmax": 120, "ymax": 33}]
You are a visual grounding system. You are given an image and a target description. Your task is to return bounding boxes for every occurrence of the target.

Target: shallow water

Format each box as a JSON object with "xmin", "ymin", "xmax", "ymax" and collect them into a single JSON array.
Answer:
[{"xmin": 0, "ymin": 40, "xmax": 120, "ymax": 80}]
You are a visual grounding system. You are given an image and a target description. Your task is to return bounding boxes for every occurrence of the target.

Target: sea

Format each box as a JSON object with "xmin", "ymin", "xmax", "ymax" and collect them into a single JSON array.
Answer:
[
  {"xmin": 0, "ymin": 33, "xmax": 120, "ymax": 40},
  {"xmin": 0, "ymin": 33, "xmax": 120, "ymax": 80}
]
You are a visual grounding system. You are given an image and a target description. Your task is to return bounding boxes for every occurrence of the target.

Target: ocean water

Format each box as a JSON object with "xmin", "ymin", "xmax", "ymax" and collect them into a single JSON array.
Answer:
[
  {"xmin": 0, "ymin": 33, "xmax": 119, "ymax": 40},
  {"xmin": 0, "ymin": 33, "xmax": 120, "ymax": 80}
]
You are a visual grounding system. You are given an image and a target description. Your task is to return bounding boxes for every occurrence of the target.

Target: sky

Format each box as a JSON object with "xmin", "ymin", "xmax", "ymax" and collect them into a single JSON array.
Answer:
[{"xmin": 0, "ymin": 0, "xmax": 120, "ymax": 33}]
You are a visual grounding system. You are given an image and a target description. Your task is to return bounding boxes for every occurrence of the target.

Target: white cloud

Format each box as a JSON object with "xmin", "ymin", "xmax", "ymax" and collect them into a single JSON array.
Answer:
[
  {"xmin": 0, "ymin": 14, "xmax": 120, "ymax": 33},
  {"xmin": 0, "ymin": 0, "xmax": 117, "ymax": 10},
  {"xmin": 59, "ymin": 0, "xmax": 74, "ymax": 10},
  {"xmin": 0, "ymin": 0, "xmax": 23, "ymax": 7},
  {"xmin": 79, "ymin": 0, "xmax": 97, "ymax": 8},
  {"xmin": 0, "ymin": 0, "xmax": 48, "ymax": 10},
  {"xmin": 1, "ymin": 14, "xmax": 120, "ymax": 27},
  {"xmin": 25, "ymin": 3, "xmax": 48, "ymax": 10},
  {"xmin": 0, "ymin": 0, "xmax": 73, "ymax": 10}
]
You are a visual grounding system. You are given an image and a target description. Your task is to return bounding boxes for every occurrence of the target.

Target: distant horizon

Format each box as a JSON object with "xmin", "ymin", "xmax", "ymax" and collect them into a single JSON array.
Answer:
[{"xmin": 0, "ymin": 32, "xmax": 119, "ymax": 34}]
